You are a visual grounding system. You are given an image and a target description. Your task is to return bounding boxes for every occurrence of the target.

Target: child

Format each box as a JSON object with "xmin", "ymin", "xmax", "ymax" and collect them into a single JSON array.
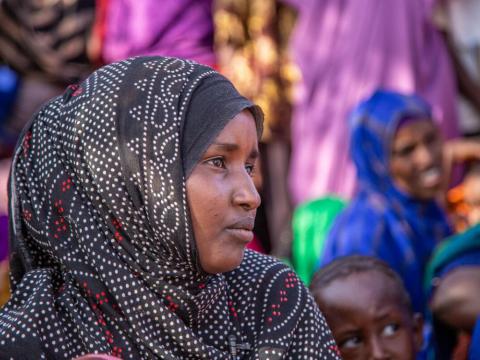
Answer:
[
  {"xmin": 311, "ymin": 255, "xmax": 423, "ymax": 360},
  {"xmin": 426, "ymin": 224, "xmax": 480, "ymax": 359}
]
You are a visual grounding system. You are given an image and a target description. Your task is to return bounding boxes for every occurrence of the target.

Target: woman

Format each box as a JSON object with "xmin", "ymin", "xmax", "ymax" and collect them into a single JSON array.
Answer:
[
  {"xmin": 320, "ymin": 90, "xmax": 453, "ymax": 314},
  {"xmin": 0, "ymin": 57, "xmax": 338, "ymax": 359}
]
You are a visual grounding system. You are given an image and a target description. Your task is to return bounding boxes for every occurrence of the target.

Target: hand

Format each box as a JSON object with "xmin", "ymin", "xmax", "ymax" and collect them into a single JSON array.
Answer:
[{"xmin": 444, "ymin": 138, "xmax": 480, "ymax": 164}]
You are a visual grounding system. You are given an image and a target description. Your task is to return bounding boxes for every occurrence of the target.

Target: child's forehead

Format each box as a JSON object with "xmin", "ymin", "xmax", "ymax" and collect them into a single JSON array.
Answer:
[
  {"xmin": 339, "ymin": 269, "xmax": 396, "ymax": 287},
  {"xmin": 318, "ymin": 270, "xmax": 405, "ymax": 308}
]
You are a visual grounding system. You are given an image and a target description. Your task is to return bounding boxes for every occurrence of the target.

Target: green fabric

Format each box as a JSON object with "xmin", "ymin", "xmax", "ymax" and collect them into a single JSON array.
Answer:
[
  {"xmin": 424, "ymin": 223, "xmax": 480, "ymax": 293},
  {"xmin": 292, "ymin": 196, "xmax": 347, "ymax": 285}
]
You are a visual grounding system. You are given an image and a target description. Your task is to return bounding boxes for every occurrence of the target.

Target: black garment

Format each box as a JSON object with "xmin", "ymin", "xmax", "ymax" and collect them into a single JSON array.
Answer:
[{"xmin": 1, "ymin": 57, "xmax": 339, "ymax": 359}]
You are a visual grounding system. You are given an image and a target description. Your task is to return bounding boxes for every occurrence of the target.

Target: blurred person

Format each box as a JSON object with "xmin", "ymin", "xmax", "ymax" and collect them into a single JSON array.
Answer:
[
  {"xmin": 435, "ymin": 0, "xmax": 480, "ymax": 137},
  {"xmin": 0, "ymin": 57, "xmax": 339, "ymax": 359},
  {"xmin": 311, "ymin": 255, "xmax": 424, "ymax": 360},
  {"xmin": 0, "ymin": 0, "xmax": 94, "ymax": 86},
  {"xmin": 285, "ymin": 0, "xmax": 464, "ymax": 204},
  {"xmin": 0, "ymin": 0, "xmax": 96, "ymax": 306},
  {"xmin": 321, "ymin": 90, "xmax": 480, "ymax": 314},
  {"xmin": 425, "ymin": 224, "xmax": 480, "ymax": 359}
]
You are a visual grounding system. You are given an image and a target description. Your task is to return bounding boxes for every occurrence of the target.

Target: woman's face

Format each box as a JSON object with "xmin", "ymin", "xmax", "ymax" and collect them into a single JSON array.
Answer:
[
  {"xmin": 186, "ymin": 110, "xmax": 261, "ymax": 274},
  {"xmin": 390, "ymin": 119, "xmax": 443, "ymax": 200}
]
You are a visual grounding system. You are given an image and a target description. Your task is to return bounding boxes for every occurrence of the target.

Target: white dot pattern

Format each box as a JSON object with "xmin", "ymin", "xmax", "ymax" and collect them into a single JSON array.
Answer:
[{"xmin": 0, "ymin": 57, "xmax": 340, "ymax": 359}]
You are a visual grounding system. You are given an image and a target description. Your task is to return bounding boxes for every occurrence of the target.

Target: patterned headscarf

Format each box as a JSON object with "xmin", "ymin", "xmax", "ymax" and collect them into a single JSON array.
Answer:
[
  {"xmin": 322, "ymin": 90, "xmax": 452, "ymax": 313},
  {"xmin": 1, "ymin": 57, "xmax": 339, "ymax": 359}
]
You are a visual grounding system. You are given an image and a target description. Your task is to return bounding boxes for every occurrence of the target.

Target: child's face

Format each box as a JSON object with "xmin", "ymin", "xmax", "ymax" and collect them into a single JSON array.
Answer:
[{"xmin": 313, "ymin": 271, "xmax": 423, "ymax": 360}]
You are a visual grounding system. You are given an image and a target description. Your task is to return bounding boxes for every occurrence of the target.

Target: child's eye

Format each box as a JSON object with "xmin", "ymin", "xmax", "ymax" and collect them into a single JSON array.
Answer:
[
  {"xmin": 206, "ymin": 157, "xmax": 225, "ymax": 169},
  {"xmin": 381, "ymin": 323, "xmax": 399, "ymax": 337},
  {"xmin": 340, "ymin": 336, "xmax": 362, "ymax": 349}
]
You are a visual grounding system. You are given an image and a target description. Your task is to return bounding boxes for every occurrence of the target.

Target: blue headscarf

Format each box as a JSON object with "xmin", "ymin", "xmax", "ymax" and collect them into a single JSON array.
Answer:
[{"xmin": 320, "ymin": 90, "xmax": 452, "ymax": 313}]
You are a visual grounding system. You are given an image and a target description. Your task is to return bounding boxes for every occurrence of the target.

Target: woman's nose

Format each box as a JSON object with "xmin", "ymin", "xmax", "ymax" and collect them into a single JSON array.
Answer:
[
  {"xmin": 414, "ymin": 144, "xmax": 435, "ymax": 169},
  {"xmin": 232, "ymin": 170, "xmax": 261, "ymax": 211}
]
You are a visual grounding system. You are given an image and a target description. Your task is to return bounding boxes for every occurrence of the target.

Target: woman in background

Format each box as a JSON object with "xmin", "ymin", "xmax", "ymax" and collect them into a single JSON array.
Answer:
[{"xmin": 321, "ymin": 90, "xmax": 452, "ymax": 314}]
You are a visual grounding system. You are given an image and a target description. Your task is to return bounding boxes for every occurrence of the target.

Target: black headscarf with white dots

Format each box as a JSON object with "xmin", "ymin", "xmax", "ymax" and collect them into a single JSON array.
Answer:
[{"xmin": 1, "ymin": 57, "xmax": 339, "ymax": 359}]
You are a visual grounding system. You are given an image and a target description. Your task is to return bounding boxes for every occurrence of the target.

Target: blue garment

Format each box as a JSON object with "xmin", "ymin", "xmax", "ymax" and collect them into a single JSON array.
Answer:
[
  {"xmin": 0, "ymin": 66, "xmax": 19, "ymax": 126},
  {"xmin": 470, "ymin": 317, "xmax": 480, "ymax": 360},
  {"xmin": 321, "ymin": 90, "xmax": 452, "ymax": 313}
]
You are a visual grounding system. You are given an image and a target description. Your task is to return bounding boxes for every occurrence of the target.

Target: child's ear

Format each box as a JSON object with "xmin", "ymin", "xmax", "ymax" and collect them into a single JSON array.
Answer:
[{"xmin": 412, "ymin": 313, "xmax": 424, "ymax": 351}]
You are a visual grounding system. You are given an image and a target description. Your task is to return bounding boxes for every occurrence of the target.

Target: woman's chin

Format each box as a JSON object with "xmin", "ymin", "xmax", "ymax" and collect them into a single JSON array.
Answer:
[{"xmin": 202, "ymin": 248, "xmax": 246, "ymax": 274}]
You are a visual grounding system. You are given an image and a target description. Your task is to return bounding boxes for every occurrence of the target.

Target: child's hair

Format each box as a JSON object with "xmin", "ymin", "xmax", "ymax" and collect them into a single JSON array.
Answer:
[{"xmin": 310, "ymin": 255, "xmax": 412, "ymax": 312}]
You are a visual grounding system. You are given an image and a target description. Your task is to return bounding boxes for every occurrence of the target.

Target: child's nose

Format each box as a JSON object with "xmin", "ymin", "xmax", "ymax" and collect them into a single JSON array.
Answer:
[{"xmin": 369, "ymin": 337, "xmax": 390, "ymax": 360}]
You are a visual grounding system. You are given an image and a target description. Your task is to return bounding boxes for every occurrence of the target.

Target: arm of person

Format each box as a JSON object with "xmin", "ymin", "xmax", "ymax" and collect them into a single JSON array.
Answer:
[
  {"xmin": 431, "ymin": 266, "xmax": 480, "ymax": 332},
  {"xmin": 441, "ymin": 139, "xmax": 480, "ymax": 204}
]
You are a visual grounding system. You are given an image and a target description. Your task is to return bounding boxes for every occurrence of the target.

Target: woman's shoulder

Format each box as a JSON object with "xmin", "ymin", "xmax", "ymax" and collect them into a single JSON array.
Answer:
[
  {"xmin": 225, "ymin": 250, "xmax": 308, "ymax": 311},
  {"xmin": 225, "ymin": 251, "xmax": 340, "ymax": 359}
]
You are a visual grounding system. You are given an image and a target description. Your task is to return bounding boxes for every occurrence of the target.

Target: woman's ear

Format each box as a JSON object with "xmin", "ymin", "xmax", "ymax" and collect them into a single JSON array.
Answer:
[{"xmin": 412, "ymin": 313, "xmax": 424, "ymax": 352}]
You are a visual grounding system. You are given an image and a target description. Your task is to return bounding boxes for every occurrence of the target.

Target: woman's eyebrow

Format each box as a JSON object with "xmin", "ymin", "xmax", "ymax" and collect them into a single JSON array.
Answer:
[
  {"xmin": 211, "ymin": 142, "xmax": 260, "ymax": 159},
  {"xmin": 211, "ymin": 142, "xmax": 238, "ymax": 151}
]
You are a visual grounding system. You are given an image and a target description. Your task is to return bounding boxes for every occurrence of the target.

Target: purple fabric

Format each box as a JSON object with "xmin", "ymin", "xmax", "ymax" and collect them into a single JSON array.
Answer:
[
  {"xmin": 288, "ymin": 0, "xmax": 459, "ymax": 204},
  {"xmin": 0, "ymin": 215, "xmax": 8, "ymax": 262},
  {"xmin": 102, "ymin": 0, "xmax": 215, "ymax": 66}
]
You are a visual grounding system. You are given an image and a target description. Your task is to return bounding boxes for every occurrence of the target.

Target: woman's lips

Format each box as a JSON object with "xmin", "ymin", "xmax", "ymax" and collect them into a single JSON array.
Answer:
[
  {"xmin": 225, "ymin": 228, "xmax": 254, "ymax": 243},
  {"xmin": 225, "ymin": 217, "xmax": 255, "ymax": 243},
  {"xmin": 418, "ymin": 167, "xmax": 442, "ymax": 188}
]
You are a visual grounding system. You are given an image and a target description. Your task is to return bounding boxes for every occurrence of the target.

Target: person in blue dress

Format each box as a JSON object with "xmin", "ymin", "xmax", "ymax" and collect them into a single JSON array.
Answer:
[{"xmin": 320, "ymin": 90, "xmax": 452, "ymax": 314}]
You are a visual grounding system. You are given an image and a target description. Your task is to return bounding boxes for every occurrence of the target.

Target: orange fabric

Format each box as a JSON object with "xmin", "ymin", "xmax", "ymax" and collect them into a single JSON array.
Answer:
[{"xmin": 447, "ymin": 184, "xmax": 471, "ymax": 233}]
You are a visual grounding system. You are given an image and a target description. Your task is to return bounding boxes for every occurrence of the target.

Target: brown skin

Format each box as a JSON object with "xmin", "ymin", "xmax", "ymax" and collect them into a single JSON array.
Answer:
[
  {"xmin": 186, "ymin": 110, "xmax": 261, "ymax": 274},
  {"xmin": 313, "ymin": 271, "xmax": 423, "ymax": 360},
  {"xmin": 390, "ymin": 119, "xmax": 444, "ymax": 200},
  {"xmin": 431, "ymin": 266, "xmax": 480, "ymax": 332},
  {"xmin": 463, "ymin": 170, "xmax": 480, "ymax": 227}
]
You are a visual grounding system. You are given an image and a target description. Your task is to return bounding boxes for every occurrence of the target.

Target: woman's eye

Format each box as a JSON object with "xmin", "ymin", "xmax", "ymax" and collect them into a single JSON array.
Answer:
[
  {"xmin": 381, "ymin": 323, "xmax": 399, "ymax": 337},
  {"xmin": 340, "ymin": 336, "xmax": 362, "ymax": 349},
  {"xmin": 396, "ymin": 145, "xmax": 415, "ymax": 158},
  {"xmin": 245, "ymin": 163, "xmax": 255, "ymax": 176},
  {"xmin": 206, "ymin": 157, "xmax": 225, "ymax": 169}
]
